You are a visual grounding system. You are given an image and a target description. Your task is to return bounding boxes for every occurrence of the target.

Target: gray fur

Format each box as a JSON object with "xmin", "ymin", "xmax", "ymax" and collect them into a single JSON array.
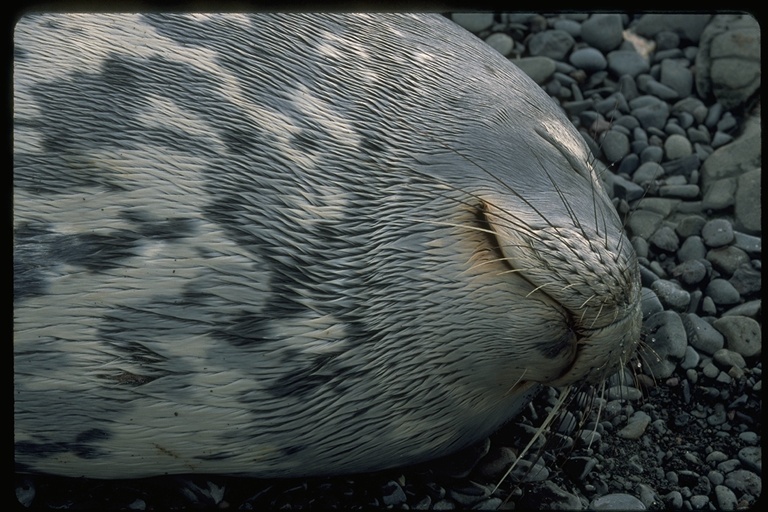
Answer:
[{"xmin": 13, "ymin": 13, "xmax": 641, "ymax": 478}]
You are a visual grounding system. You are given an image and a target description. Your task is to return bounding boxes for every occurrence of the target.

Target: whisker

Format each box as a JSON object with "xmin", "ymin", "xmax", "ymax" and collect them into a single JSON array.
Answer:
[
  {"xmin": 525, "ymin": 282, "xmax": 555, "ymax": 298},
  {"xmin": 493, "ymin": 385, "xmax": 572, "ymax": 494},
  {"xmin": 589, "ymin": 302, "xmax": 605, "ymax": 329},
  {"xmin": 504, "ymin": 369, "xmax": 528, "ymax": 397}
]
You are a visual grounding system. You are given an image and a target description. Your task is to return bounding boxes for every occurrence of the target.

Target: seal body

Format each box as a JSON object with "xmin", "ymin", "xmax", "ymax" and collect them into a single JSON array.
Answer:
[{"xmin": 13, "ymin": 13, "xmax": 642, "ymax": 479}]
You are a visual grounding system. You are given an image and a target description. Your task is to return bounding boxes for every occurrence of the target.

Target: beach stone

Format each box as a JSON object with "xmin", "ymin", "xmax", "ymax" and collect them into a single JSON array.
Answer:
[
  {"xmin": 633, "ymin": 14, "xmax": 712, "ymax": 43},
  {"xmin": 514, "ymin": 56, "xmax": 557, "ymax": 84},
  {"xmin": 451, "ymin": 13, "xmax": 495, "ymax": 33},
  {"xmin": 608, "ymin": 50, "xmax": 650, "ymax": 78},
  {"xmin": 581, "ymin": 14, "xmax": 624, "ymax": 52},
  {"xmin": 714, "ymin": 316, "xmax": 761, "ymax": 358},
  {"xmin": 696, "ymin": 14, "xmax": 761, "ymax": 109}
]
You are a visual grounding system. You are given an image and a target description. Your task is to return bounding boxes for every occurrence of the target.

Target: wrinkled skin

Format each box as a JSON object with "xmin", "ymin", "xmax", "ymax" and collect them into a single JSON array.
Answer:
[{"xmin": 14, "ymin": 13, "xmax": 641, "ymax": 479}]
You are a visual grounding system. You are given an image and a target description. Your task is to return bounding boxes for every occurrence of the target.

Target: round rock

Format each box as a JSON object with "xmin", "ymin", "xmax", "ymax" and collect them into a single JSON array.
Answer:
[
  {"xmin": 451, "ymin": 13, "xmax": 495, "ymax": 33},
  {"xmin": 705, "ymin": 278, "xmax": 742, "ymax": 305},
  {"xmin": 713, "ymin": 316, "xmax": 761, "ymax": 358},
  {"xmin": 591, "ymin": 493, "xmax": 646, "ymax": 510},
  {"xmin": 528, "ymin": 30, "xmax": 575, "ymax": 61},
  {"xmin": 569, "ymin": 47, "xmax": 608, "ymax": 72},
  {"xmin": 701, "ymin": 219, "xmax": 734, "ymax": 247},
  {"xmin": 683, "ymin": 313, "xmax": 724, "ymax": 355},
  {"xmin": 601, "ymin": 129, "xmax": 631, "ymax": 163},
  {"xmin": 581, "ymin": 14, "xmax": 624, "ymax": 52},
  {"xmin": 607, "ymin": 50, "xmax": 650, "ymax": 77},
  {"xmin": 664, "ymin": 134, "xmax": 693, "ymax": 160}
]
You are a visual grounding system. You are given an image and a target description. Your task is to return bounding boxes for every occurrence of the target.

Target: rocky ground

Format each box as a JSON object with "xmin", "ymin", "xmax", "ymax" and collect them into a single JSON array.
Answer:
[{"xmin": 14, "ymin": 12, "xmax": 761, "ymax": 511}]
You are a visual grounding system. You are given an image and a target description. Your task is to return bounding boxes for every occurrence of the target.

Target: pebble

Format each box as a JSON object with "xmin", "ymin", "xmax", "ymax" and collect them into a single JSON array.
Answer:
[
  {"xmin": 713, "ymin": 348, "xmax": 746, "ymax": 370},
  {"xmin": 724, "ymin": 469, "xmax": 761, "ymax": 496},
  {"xmin": 451, "ymin": 13, "xmax": 495, "ymax": 33},
  {"xmin": 648, "ymin": 226, "xmax": 679, "ymax": 252},
  {"xmin": 633, "ymin": 14, "xmax": 712, "ymax": 43},
  {"xmin": 696, "ymin": 14, "xmax": 761, "ymax": 109},
  {"xmin": 569, "ymin": 47, "xmax": 607, "ymax": 71},
  {"xmin": 581, "ymin": 13, "xmax": 624, "ymax": 52},
  {"xmin": 591, "ymin": 493, "xmax": 646, "ymax": 510},
  {"xmin": 738, "ymin": 445, "xmax": 761, "ymax": 472},
  {"xmin": 733, "ymin": 231, "xmax": 763, "ymax": 255},
  {"xmin": 627, "ymin": 210, "xmax": 664, "ymax": 240},
  {"xmin": 680, "ymin": 345, "xmax": 700, "ymax": 369},
  {"xmin": 382, "ymin": 480, "xmax": 407, "ymax": 506},
  {"xmin": 713, "ymin": 316, "xmax": 761, "ymax": 357},
  {"xmin": 689, "ymin": 494, "xmax": 709, "ymax": 509},
  {"xmin": 704, "ymin": 278, "xmax": 741, "ymax": 305},
  {"xmin": 601, "ymin": 129, "xmax": 631, "ymax": 162},
  {"xmin": 514, "ymin": 56, "xmax": 556, "ymax": 84},
  {"xmin": 475, "ymin": 446, "xmax": 517, "ymax": 480},
  {"xmin": 605, "ymin": 385, "xmax": 643, "ymax": 401},
  {"xmin": 665, "ymin": 490, "xmax": 684, "ymax": 509},
  {"xmin": 484, "ymin": 32, "xmax": 514, "ymax": 56},
  {"xmin": 661, "ymin": 154, "xmax": 699, "ymax": 176},
  {"xmin": 735, "ymin": 168, "xmax": 761, "ymax": 235},
  {"xmin": 127, "ymin": 499, "xmax": 147, "ymax": 510},
  {"xmin": 638, "ymin": 75, "xmax": 680, "ymax": 100},
  {"xmin": 723, "ymin": 300, "xmax": 761, "ymax": 319},
  {"xmin": 632, "ymin": 161, "xmax": 665, "ymax": 183},
  {"xmin": 683, "ymin": 313, "xmax": 724, "ymax": 354},
  {"xmin": 711, "ymin": 131, "xmax": 733, "ymax": 147},
  {"xmin": 607, "ymin": 50, "xmax": 650, "ymax": 77},
  {"xmin": 15, "ymin": 480, "xmax": 35, "ymax": 508},
  {"xmin": 707, "ymin": 246, "xmax": 750, "ymax": 276},
  {"xmin": 447, "ymin": 482, "xmax": 490, "ymax": 507},
  {"xmin": 701, "ymin": 178, "xmax": 737, "ymax": 210},
  {"xmin": 650, "ymin": 280, "xmax": 691, "ymax": 311},
  {"xmin": 640, "ymin": 145, "xmax": 664, "ymax": 165},
  {"xmin": 618, "ymin": 411, "xmax": 652, "ymax": 439},
  {"xmin": 655, "ymin": 30, "xmax": 681, "ymax": 51},
  {"xmin": 708, "ymin": 470, "xmax": 725, "ymax": 486},
  {"xmin": 640, "ymin": 287, "xmax": 664, "ymax": 318},
  {"xmin": 432, "ymin": 499, "xmax": 456, "ymax": 510},
  {"xmin": 729, "ymin": 264, "xmax": 761, "ymax": 295},
  {"xmin": 660, "ymin": 59, "xmax": 693, "ymax": 97},
  {"xmin": 664, "ymin": 133, "xmax": 693, "ymax": 159},
  {"xmin": 701, "ymin": 219, "xmax": 734, "ymax": 247},
  {"xmin": 671, "ymin": 259, "xmax": 708, "ymax": 285},
  {"xmin": 518, "ymin": 480, "xmax": 582, "ymax": 510},
  {"xmin": 658, "ymin": 184, "xmax": 699, "ymax": 199},
  {"xmin": 631, "ymin": 97, "xmax": 671, "ymax": 130},
  {"xmin": 508, "ymin": 458, "xmax": 550, "ymax": 482},
  {"xmin": 528, "ymin": 29, "xmax": 575, "ymax": 60},
  {"xmin": 715, "ymin": 485, "xmax": 738, "ymax": 510},
  {"xmin": 642, "ymin": 310, "xmax": 688, "ymax": 378},
  {"xmin": 553, "ymin": 18, "xmax": 582, "ymax": 37}
]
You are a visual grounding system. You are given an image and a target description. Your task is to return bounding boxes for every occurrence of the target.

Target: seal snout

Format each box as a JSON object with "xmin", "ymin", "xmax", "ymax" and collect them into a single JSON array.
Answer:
[{"xmin": 481, "ymin": 197, "xmax": 642, "ymax": 388}]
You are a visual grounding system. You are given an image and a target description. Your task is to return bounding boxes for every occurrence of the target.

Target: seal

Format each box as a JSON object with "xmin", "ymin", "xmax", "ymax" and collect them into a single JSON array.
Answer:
[{"xmin": 13, "ymin": 13, "xmax": 642, "ymax": 479}]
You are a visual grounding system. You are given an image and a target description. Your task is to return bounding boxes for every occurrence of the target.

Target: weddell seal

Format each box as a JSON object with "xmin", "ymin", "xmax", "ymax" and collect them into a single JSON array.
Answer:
[{"xmin": 13, "ymin": 12, "xmax": 642, "ymax": 479}]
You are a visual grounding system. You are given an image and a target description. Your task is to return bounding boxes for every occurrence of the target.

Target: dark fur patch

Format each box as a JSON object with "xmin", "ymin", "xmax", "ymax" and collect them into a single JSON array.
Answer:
[
  {"xmin": 120, "ymin": 211, "xmax": 196, "ymax": 240},
  {"xmin": 15, "ymin": 428, "xmax": 112, "ymax": 461},
  {"xmin": 13, "ymin": 223, "xmax": 145, "ymax": 297},
  {"xmin": 269, "ymin": 355, "xmax": 338, "ymax": 398}
]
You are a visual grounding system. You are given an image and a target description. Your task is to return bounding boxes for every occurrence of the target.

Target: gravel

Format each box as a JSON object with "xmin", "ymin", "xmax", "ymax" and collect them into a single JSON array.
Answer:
[{"xmin": 15, "ymin": 12, "xmax": 761, "ymax": 511}]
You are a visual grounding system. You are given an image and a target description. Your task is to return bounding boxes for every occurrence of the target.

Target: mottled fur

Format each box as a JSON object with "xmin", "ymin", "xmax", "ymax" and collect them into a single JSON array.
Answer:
[{"xmin": 14, "ymin": 13, "xmax": 641, "ymax": 478}]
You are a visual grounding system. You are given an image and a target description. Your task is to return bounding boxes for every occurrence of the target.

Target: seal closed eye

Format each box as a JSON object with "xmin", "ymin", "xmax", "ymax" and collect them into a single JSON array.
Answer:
[{"xmin": 13, "ymin": 12, "xmax": 641, "ymax": 479}]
